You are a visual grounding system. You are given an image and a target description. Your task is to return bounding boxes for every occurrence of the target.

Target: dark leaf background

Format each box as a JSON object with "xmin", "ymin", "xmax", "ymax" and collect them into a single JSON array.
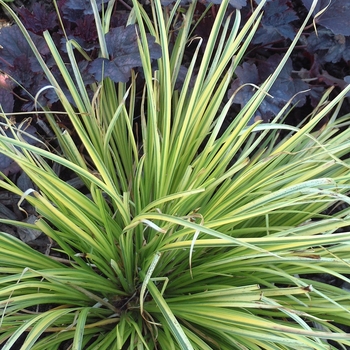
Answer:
[
  {"xmin": 0, "ymin": 25, "xmax": 49, "ymax": 72},
  {"xmin": 0, "ymin": 88, "xmax": 13, "ymax": 114},
  {"xmin": 17, "ymin": 3, "xmax": 58, "ymax": 35},
  {"xmin": 89, "ymin": 25, "xmax": 162, "ymax": 83},
  {"xmin": 0, "ymin": 0, "xmax": 349, "ymax": 128},
  {"xmin": 229, "ymin": 55, "xmax": 309, "ymax": 123},
  {"xmin": 0, "ymin": 124, "xmax": 37, "ymax": 174},
  {"xmin": 252, "ymin": 0, "xmax": 297, "ymax": 44},
  {"xmin": 59, "ymin": 0, "xmax": 109, "ymax": 22},
  {"xmin": 302, "ymin": 0, "xmax": 350, "ymax": 36},
  {"xmin": 307, "ymin": 29, "xmax": 350, "ymax": 63}
]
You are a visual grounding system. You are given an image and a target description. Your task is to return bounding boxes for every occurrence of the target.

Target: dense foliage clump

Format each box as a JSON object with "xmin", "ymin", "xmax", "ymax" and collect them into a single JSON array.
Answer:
[{"xmin": 1, "ymin": 0, "xmax": 350, "ymax": 349}]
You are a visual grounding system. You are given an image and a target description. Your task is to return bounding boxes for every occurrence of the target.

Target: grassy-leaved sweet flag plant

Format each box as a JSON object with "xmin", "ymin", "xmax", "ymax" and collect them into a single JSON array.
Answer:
[{"xmin": 1, "ymin": 0, "xmax": 350, "ymax": 349}]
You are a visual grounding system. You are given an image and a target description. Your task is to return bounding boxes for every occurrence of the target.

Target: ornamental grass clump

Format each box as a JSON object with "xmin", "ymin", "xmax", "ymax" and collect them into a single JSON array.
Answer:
[{"xmin": 1, "ymin": 0, "xmax": 350, "ymax": 349}]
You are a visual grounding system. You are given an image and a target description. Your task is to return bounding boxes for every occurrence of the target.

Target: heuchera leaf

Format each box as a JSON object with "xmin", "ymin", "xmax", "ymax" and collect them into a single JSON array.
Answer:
[
  {"xmin": 0, "ymin": 124, "xmax": 37, "ymax": 175},
  {"xmin": 0, "ymin": 88, "xmax": 14, "ymax": 114},
  {"xmin": 228, "ymin": 62, "xmax": 264, "ymax": 124},
  {"xmin": 0, "ymin": 74, "xmax": 14, "ymax": 114},
  {"xmin": 0, "ymin": 26, "xmax": 52, "ymax": 112},
  {"xmin": 89, "ymin": 58, "xmax": 132, "ymax": 84},
  {"xmin": 16, "ymin": 3, "xmax": 58, "ymax": 35},
  {"xmin": 307, "ymin": 29, "xmax": 350, "ymax": 64},
  {"xmin": 252, "ymin": 0, "xmax": 298, "ymax": 44},
  {"xmin": 106, "ymin": 25, "xmax": 161, "ymax": 60},
  {"xmin": 302, "ymin": 0, "xmax": 350, "ymax": 36},
  {"xmin": 60, "ymin": 0, "xmax": 109, "ymax": 23},
  {"xmin": 45, "ymin": 62, "xmax": 95, "ymax": 107},
  {"xmin": 259, "ymin": 54, "xmax": 309, "ymax": 107},
  {"xmin": 8, "ymin": 54, "xmax": 39, "ymax": 87},
  {"xmin": 160, "ymin": 0, "xmax": 245, "ymax": 8},
  {"xmin": 229, "ymin": 55, "xmax": 309, "ymax": 123},
  {"xmin": 89, "ymin": 25, "xmax": 162, "ymax": 83},
  {"xmin": 208, "ymin": 0, "xmax": 246, "ymax": 9},
  {"xmin": 60, "ymin": 15, "xmax": 99, "ymax": 52},
  {"xmin": 0, "ymin": 25, "xmax": 50, "ymax": 72},
  {"xmin": 160, "ymin": 0, "xmax": 190, "ymax": 5},
  {"xmin": 71, "ymin": 15, "xmax": 98, "ymax": 45}
]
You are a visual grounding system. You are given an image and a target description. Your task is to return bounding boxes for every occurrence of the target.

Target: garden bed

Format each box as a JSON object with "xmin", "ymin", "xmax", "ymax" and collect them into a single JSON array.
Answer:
[{"xmin": 1, "ymin": 1, "xmax": 350, "ymax": 349}]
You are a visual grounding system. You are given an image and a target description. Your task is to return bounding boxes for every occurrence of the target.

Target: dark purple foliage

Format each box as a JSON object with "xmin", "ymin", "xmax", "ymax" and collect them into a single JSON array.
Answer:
[
  {"xmin": 227, "ymin": 0, "xmax": 350, "ymax": 122},
  {"xmin": 0, "ymin": 1, "xmax": 160, "ymax": 114},
  {"xmin": 259, "ymin": 55, "xmax": 309, "ymax": 107},
  {"xmin": 60, "ymin": 15, "xmax": 99, "ymax": 52},
  {"xmin": 0, "ymin": 124, "xmax": 37, "ymax": 175},
  {"xmin": 89, "ymin": 25, "xmax": 161, "ymax": 82},
  {"xmin": 0, "ymin": 0, "xmax": 349, "ymax": 126},
  {"xmin": 229, "ymin": 55, "xmax": 309, "ymax": 123},
  {"xmin": 160, "ymin": 0, "xmax": 245, "ymax": 8},
  {"xmin": 60, "ymin": 0, "xmax": 109, "ymax": 22},
  {"xmin": 307, "ymin": 29, "xmax": 350, "ymax": 64},
  {"xmin": 228, "ymin": 62, "xmax": 263, "ymax": 123},
  {"xmin": 0, "ymin": 25, "xmax": 53, "ymax": 111},
  {"xmin": 302, "ymin": 0, "xmax": 350, "ymax": 36},
  {"xmin": 17, "ymin": 3, "xmax": 58, "ymax": 35},
  {"xmin": 220, "ymin": 0, "xmax": 246, "ymax": 9},
  {"xmin": 0, "ymin": 25, "xmax": 49, "ymax": 72},
  {"xmin": 89, "ymin": 26, "xmax": 161, "ymax": 83},
  {"xmin": 0, "ymin": 88, "xmax": 13, "ymax": 114},
  {"xmin": 252, "ymin": 0, "xmax": 298, "ymax": 44}
]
